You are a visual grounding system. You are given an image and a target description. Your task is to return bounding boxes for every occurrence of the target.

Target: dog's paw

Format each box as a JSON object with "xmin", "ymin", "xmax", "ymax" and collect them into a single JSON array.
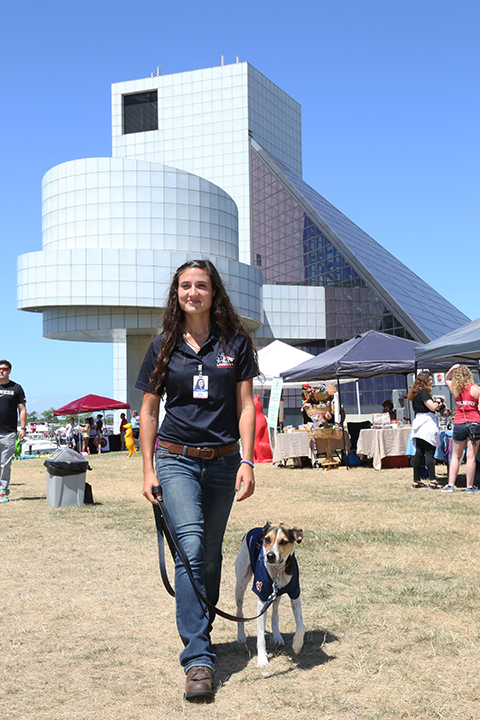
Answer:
[
  {"xmin": 292, "ymin": 630, "xmax": 305, "ymax": 654},
  {"xmin": 257, "ymin": 653, "xmax": 269, "ymax": 667},
  {"xmin": 272, "ymin": 632, "xmax": 285, "ymax": 647}
]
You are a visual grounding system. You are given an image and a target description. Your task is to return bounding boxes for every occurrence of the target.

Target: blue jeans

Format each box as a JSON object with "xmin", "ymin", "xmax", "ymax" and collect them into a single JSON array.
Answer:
[{"xmin": 155, "ymin": 446, "xmax": 239, "ymax": 672}]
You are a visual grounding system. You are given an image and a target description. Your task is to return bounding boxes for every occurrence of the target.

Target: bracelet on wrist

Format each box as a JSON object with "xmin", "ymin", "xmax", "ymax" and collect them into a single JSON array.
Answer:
[{"xmin": 240, "ymin": 459, "xmax": 254, "ymax": 469}]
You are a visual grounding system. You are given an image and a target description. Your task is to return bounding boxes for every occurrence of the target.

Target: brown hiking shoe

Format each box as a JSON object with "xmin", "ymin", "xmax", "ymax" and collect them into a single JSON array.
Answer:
[{"xmin": 184, "ymin": 666, "xmax": 213, "ymax": 701}]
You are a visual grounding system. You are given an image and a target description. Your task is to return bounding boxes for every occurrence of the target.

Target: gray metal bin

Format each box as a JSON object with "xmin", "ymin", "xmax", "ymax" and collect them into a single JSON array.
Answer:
[{"xmin": 44, "ymin": 448, "xmax": 91, "ymax": 508}]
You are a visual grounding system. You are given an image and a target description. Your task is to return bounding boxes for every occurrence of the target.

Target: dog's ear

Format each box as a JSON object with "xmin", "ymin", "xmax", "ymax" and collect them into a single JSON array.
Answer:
[
  {"xmin": 262, "ymin": 521, "xmax": 272, "ymax": 536},
  {"xmin": 293, "ymin": 528, "xmax": 303, "ymax": 543}
]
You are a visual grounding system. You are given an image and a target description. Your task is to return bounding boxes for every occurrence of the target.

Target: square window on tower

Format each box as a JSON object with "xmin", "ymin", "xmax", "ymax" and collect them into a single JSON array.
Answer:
[{"xmin": 123, "ymin": 91, "xmax": 158, "ymax": 134}]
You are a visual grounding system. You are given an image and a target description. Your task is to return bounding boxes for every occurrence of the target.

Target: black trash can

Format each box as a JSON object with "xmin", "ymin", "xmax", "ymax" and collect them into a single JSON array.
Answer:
[{"xmin": 44, "ymin": 448, "xmax": 91, "ymax": 508}]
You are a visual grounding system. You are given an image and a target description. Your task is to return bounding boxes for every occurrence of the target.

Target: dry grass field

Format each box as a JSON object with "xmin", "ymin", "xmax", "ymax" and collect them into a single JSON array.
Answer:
[{"xmin": 2, "ymin": 452, "xmax": 480, "ymax": 719}]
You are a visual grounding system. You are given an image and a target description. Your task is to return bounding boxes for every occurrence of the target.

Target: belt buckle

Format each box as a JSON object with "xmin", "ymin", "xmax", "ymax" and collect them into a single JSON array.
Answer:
[{"xmin": 200, "ymin": 447, "xmax": 215, "ymax": 460}]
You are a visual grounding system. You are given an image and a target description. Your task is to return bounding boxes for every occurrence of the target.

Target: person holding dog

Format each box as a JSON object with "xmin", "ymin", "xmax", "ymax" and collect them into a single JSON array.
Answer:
[
  {"xmin": 136, "ymin": 259, "xmax": 258, "ymax": 702},
  {"xmin": 442, "ymin": 364, "xmax": 480, "ymax": 493},
  {"xmin": 407, "ymin": 371, "xmax": 444, "ymax": 489}
]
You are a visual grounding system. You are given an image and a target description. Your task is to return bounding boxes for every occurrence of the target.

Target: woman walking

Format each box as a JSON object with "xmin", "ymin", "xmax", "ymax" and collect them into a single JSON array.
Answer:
[
  {"xmin": 408, "ymin": 371, "xmax": 444, "ymax": 488},
  {"xmin": 442, "ymin": 364, "xmax": 480, "ymax": 493},
  {"xmin": 136, "ymin": 259, "xmax": 258, "ymax": 702}
]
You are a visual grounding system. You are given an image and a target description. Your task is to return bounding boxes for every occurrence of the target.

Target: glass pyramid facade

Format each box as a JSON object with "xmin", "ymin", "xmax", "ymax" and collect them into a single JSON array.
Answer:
[
  {"xmin": 251, "ymin": 140, "xmax": 471, "ymax": 411},
  {"xmin": 251, "ymin": 140, "xmax": 469, "ymax": 347}
]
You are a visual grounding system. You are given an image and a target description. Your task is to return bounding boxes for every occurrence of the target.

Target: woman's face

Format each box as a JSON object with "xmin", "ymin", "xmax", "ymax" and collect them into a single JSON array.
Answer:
[
  {"xmin": 197, "ymin": 378, "xmax": 205, "ymax": 389},
  {"xmin": 177, "ymin": 268, "xmax": 214, "ymax": 319}
]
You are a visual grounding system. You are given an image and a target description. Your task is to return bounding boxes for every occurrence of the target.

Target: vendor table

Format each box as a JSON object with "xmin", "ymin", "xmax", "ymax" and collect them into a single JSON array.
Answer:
[
  {"xmin": 357, "ymin": 426, "xmax": 412, "ymax": 470},
  {"xmin": 273, "ymin": 430, "xmax": 350, "ymax": 466}
]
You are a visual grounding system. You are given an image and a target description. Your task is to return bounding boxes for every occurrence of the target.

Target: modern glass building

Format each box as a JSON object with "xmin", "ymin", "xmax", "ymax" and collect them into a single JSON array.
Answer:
[{"xmin": 17, "ymin": 60, "xmax": 469, "ymax": 418}]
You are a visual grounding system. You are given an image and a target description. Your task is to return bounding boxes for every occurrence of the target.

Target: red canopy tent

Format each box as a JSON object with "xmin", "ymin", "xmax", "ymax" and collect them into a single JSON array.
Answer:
[{"xmin": 54, "ymin": 394, "xmax": 130, "ymax": 416}]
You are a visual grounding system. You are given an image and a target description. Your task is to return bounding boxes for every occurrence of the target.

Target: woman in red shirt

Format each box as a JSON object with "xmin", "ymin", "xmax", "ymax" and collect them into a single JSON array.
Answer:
[{"xmin": 443, "ymin": 364, "xmax": 480, "ymax": 493}]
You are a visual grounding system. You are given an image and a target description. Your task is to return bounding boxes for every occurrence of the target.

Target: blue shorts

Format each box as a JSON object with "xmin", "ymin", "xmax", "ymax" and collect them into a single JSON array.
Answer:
[{"xmin": 452, "ymin": 423, "xmax": 480, "ymax": 442}]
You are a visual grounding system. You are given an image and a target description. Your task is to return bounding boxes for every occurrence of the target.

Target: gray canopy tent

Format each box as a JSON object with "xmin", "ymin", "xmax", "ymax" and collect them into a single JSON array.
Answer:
[
  {"xmin": 414, "ymin": 317, "xmax": 480, "ymax": 365},
  {"xmin": 281, "ymin": 329, "xmax": 473, "ymax": 386},
  {"xmin": 281, "ymin": 330, "xmax": 424, "ymax": 383}
]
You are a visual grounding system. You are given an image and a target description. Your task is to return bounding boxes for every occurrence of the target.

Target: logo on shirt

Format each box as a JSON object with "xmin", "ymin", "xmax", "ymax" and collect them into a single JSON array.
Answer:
[
  {"xmin": 216, "ymin": 352, "xmax": 234, "ymax": 368},
  {"xmin": 0, "ymin": 389, "xmax": 14, "ymax": 396}
]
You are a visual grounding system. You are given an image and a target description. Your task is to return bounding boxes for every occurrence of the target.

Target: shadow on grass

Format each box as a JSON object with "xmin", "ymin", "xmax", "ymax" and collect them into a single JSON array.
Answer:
[
  {"xmin": 214, "ymin": 628, "xmax": 337, "ymax": 684},
  {"xmin": 11, "ymin": 496, "xmax": 104, "ymax": 506}
]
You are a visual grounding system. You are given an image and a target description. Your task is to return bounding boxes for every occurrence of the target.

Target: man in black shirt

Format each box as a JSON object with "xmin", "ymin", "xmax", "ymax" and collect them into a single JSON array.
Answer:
[{"xmin": 0, "ymin": 360, "xmax": 27, "ymax": 502}]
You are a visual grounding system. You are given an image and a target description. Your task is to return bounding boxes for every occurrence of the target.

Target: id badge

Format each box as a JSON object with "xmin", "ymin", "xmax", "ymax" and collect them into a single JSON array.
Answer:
[{"xmin": 193, "ymin": 374, "xmax": 209, "ymax": 399}]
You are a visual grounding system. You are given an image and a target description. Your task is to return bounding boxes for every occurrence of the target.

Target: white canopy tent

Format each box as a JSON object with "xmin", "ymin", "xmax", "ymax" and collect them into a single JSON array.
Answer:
[
  {"xmin": 254, "ymin": 340, "xmax": 314, "ymax": 389},
  {"xmin": 254, "ymin": 340, "xmax": 359, "ymax": 425}
]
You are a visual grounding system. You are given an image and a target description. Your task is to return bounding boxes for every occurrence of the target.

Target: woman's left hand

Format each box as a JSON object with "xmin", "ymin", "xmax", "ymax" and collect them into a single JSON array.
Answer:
[{"xmin": 235, "ymin": 463, "xmax": 255, "ymax": 501}]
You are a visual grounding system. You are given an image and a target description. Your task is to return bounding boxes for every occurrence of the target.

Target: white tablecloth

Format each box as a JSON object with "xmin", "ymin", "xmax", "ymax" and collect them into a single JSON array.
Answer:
[
  {"xmin": 273, "ymin": 430, "xmax": 350, "ymax": 465},
  {"xmin": 357, "ymin": 427, "xmax": 412, "ymax": 470}
]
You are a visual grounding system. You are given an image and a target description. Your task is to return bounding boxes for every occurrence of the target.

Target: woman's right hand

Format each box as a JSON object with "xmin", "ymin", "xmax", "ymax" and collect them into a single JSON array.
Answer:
[
  {"xmin": 139, "ymin": 392, "xmax": 161, "ymax": 504},
  {"xmin": 142, "ymin": 469, "xmax": 162, "ymax": 504}
]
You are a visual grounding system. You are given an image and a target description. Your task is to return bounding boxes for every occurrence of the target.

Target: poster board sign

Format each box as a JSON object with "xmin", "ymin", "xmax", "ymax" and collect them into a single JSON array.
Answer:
[{"xmin": 267, "ymin": 377, "xmax": 283, "ymax": 449}]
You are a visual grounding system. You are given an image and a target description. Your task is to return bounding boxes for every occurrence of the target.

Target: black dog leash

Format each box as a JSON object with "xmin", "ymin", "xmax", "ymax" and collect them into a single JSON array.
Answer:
[{"xmin": 152, "ymin": 486, "xmax": 277, "ymax": 623}]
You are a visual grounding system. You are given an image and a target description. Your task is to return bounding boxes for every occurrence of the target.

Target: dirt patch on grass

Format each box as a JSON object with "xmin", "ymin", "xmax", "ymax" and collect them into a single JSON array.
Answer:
[{"xmin": 1, "ymin": 455, "xmax": 480, "ymax": 719}]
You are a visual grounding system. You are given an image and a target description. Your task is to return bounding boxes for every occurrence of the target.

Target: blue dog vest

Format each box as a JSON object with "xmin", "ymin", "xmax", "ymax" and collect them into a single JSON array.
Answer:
[{"xmin": 246, "ymin": 527, "xmax": 300, "ymax": 602}]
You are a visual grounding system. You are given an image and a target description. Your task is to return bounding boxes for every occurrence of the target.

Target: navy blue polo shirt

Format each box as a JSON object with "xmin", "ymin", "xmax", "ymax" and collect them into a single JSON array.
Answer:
[{"xmin": 135, "ymin": 328, "xmax": 256, "ymax": 447}]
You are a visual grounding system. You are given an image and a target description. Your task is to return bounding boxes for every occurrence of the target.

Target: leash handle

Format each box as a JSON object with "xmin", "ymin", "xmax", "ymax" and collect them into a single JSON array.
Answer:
[{"xmin": 152, "ymin": 491, "xmax": 276, "ymax": 623}]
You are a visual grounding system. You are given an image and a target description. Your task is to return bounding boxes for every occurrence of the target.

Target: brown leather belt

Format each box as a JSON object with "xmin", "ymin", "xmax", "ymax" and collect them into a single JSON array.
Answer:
[{"xmin": 158, "ymin": 440, "xmax": 239, "ymax": 460}]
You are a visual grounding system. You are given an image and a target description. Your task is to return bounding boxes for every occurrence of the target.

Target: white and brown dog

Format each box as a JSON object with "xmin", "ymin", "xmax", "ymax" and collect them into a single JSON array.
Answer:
[{"xmin": 235, "ymin": 522, "xmax": 305, "ymax": 667}]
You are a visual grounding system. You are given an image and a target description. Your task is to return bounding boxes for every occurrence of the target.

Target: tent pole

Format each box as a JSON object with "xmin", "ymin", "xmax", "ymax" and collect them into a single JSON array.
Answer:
[
  {"xmin": 336, "ymin": 374, "xmax": 348, "ymax": 467},
  {"xmin": 404, "ymin": 374, "xmax": 411, "ymax": 424},
  {"xmin": 356, "ymin": 379, "xmax": 361, "ymax": 421}
]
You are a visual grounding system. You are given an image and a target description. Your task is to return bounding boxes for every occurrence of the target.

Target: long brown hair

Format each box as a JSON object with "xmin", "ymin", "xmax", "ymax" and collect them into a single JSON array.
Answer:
[
  {"xmin": 148, "ymin": 259, "xmax": 260, "ymax": 396},
  {"xmin": 407, "ymin": 371, "xmax": 433, "ymax": 401}
]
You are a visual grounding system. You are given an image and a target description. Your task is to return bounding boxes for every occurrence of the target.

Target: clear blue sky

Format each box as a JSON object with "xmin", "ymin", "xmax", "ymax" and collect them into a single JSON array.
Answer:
[{"xmin": 2, "ymin": 0, "xmax": 479, "ymax": 414}]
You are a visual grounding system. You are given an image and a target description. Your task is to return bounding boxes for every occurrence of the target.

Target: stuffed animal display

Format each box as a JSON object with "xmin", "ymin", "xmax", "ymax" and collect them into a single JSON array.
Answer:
[{"xmin": 124, "ymin": 423, "xmax": 138, "ymax": 457}]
